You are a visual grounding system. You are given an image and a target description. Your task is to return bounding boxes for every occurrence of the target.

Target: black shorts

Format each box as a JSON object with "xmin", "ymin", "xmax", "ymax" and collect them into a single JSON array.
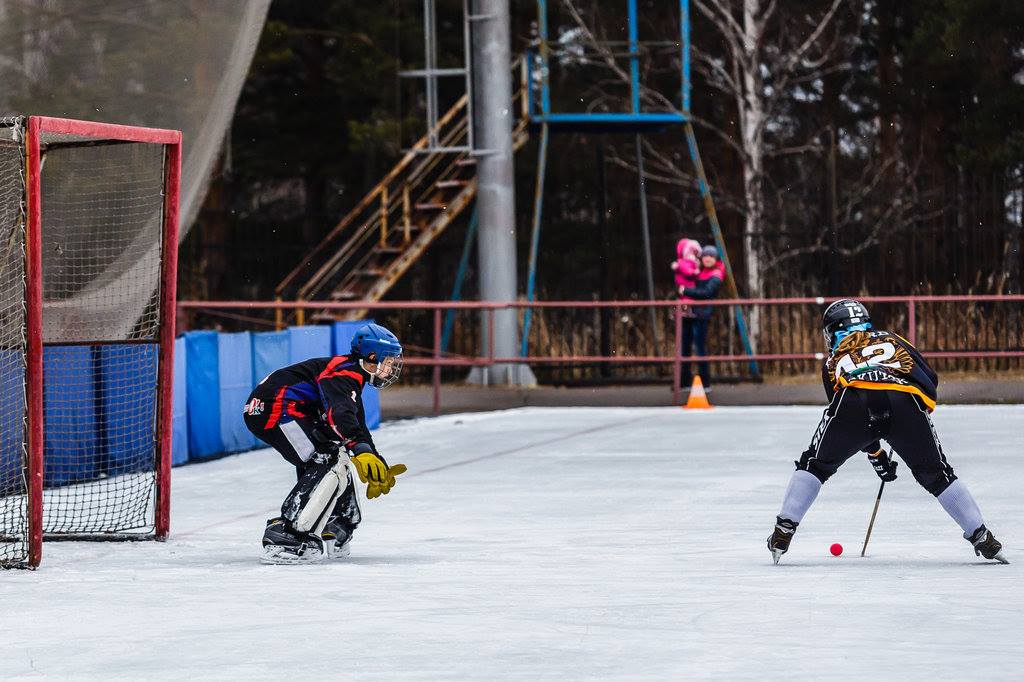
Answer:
[
  {"xmin": 243, "ymin": 390, "xmax": 335, "ymax": 473},
  {"xmin": 798, "ymin": 388, "xmax": 956, "ymax": 496}
]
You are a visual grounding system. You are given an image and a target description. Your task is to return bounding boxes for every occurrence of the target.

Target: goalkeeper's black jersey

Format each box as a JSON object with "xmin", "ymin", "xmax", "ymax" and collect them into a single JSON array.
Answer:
[
  {"xmin": 820, "ymin": 330, "xmax": 939, "ymax": 411},
  {"xmin": 250, "ymin": 355, "xmax": 375, "ymax": 451}
]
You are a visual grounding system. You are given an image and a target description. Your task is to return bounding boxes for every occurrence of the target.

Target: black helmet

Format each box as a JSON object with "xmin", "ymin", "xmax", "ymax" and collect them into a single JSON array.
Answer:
[{"xmin": 822, "ymin": 299, "xmax": 871, "ymax": 348}]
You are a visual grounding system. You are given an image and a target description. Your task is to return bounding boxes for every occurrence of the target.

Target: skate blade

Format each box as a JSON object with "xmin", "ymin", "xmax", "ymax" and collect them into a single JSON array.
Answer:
[
  {"xmin": 993, "ymin": 552, "xmax": 1010, "ymax": 565},
  {"xmin": 261, "ymin": 545, "xmax": 326, "ymax": 565},
  {"xmin": 771, "ymin": 549, "xmax": 784, "ymax": 565},
  {"xmin": 326, "ymin": 541, "xmax": 352, "ymax": 560}
]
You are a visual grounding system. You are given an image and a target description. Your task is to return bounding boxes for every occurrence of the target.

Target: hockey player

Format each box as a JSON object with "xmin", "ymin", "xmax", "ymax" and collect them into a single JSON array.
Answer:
[
  {"xmin": 243, "ymin": 322, "xmax": 407, "ymax": 564},
  {"xmin": 767, "ymin": 300, "xmax": 1007, "ymax": 565}
]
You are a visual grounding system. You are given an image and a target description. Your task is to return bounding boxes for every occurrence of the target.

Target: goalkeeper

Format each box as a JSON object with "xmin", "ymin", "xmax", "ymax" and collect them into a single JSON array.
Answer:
[{"xmin": 243, "ymin": 323, "xmax": 407, "ymax": 564}]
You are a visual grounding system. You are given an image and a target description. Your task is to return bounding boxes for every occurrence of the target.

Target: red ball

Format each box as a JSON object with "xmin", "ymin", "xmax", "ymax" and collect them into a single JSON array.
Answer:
[{"xmin": 830, "ymin": 543, "xmax": 844, "ymax": 556}]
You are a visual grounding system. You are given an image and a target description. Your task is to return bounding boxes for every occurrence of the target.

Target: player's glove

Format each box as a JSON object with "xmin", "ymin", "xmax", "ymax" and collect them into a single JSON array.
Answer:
[
  {"xmin": 349, "ymin": 445, "xmax": 407, "ymax": 499},
  {"xmin": 868, "ymin": 448, "xmax": 898, "ymax": 482}
]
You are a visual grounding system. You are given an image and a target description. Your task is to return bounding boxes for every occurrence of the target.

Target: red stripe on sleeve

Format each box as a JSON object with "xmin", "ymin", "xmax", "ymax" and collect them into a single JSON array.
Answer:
[{"xmin": 264, "ymin": 386, "xmax": 288, "ymax": 430}]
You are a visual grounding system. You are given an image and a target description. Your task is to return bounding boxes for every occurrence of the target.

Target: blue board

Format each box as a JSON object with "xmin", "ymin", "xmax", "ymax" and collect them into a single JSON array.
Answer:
[
  {"xmin": 172, "ymin": 336, "xmax": 189, "ymax": 465},
  {"xmin": 98, "ymin": 344, "xmax": 157, "ymax": 477},
  {"xmin": 185, "ymin": 331, "xmax": 222, "ymax": 459},
  {"xmin": 252, "ymin": 330, "xmax": 289, "ymax": 391},
  {"xmin": 288, "ymin": 325, "xmax": 332, "ymax": 364},
  {"xmin": 42, "ymin": 345, "xmax": 99, "ymax": 485},
  {"xmin": 0, "ymin": 349, "xmax": 26, "ymax": 492},
  {"xmin": 217, "ymin": 332, "xmax": 256, "ymax": 453}
]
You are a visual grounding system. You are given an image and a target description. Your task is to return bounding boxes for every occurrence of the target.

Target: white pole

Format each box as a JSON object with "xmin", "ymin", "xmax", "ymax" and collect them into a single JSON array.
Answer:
[{"xmin": 469, "ymin": 0, "xmax": 535, "ymax": 385}]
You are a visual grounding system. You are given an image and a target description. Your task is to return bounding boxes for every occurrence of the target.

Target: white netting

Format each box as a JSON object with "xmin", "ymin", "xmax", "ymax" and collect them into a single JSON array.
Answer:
[
  {"xmin": 1, "ymin": 121, "xmax": 173, "ymax": 567},
  {"xmin": 0, "ymin": 0, "xmax": 269, "ymax": 340},
  {"xmin": 38, "ymin": 135, "xmax": 168, "ymax": 538},
  {"xmin": 40, "ymin": 140, "xmax": 166, "ymax": 342},
  {"xmin": 0, "ymin": 119, "xmax": 27, "ymax": 566},
  {"xmin": 0, "ymin": 0, "xmax": 268, "ymax": 231}
]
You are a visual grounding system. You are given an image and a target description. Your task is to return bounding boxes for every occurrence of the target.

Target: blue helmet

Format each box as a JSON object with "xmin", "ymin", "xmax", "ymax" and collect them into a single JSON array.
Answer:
[
  {"xmin": 351, "ymin": 322, "xmax": 402, "ymax": 360},
  {"xmin": 350, "ymin": 323, "xmax": 403, "ymax": 388}
]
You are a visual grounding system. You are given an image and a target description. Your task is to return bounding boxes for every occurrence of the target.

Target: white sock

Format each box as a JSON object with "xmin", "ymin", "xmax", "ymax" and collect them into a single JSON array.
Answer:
[
  {"xmin": 937, "ymin": 479, "xmax": 984, "ymax": 536},
  {"xmin": 778, "ymin": 469, "xmax": 822, "ymax": 524}
]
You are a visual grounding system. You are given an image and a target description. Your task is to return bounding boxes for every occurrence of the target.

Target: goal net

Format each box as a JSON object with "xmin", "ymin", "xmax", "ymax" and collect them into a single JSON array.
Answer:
[{"xmin": 0, "ymin": 117, "xmax": 179, "ymax": 568}]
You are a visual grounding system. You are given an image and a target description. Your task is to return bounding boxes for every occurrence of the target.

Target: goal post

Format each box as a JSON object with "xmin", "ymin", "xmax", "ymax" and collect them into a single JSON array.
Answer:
[{"xmin": 1, "ymin": 116, "xmax": 180, "ymax": 568}]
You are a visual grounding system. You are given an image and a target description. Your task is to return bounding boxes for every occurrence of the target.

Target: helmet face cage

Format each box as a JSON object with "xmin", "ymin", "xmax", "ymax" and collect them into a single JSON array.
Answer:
[{"xmin": 365, "ymin": 354, "xmax": 403, "ymax": 389}]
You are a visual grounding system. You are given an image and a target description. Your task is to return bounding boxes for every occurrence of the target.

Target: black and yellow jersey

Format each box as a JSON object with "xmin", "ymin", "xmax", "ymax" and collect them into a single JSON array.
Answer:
[{"xmin": 821, "ymin": 330, "xmax": 939, "ymax": 411}]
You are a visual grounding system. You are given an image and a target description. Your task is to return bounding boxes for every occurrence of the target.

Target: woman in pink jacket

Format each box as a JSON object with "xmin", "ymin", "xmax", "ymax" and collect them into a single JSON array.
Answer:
[{"xmin": 679, "ymin": 245, "xmax": 726, "ymax": 387}]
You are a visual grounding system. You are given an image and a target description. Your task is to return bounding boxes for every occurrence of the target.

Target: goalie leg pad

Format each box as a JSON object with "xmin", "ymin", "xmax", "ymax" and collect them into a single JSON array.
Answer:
[
  {"xmin": 323, "ymin": 464, "xmax": 361, "ymax": 559},
  {"xmin": 331, "ymin": 465, "xmax": 362, "ymax": 528},
  {"xmin": 281, "ymin": 455, "xmax": 347, "ymax": 534}
]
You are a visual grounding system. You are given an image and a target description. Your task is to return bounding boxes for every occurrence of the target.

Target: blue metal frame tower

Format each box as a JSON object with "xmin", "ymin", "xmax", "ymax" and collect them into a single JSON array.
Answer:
[{"xmin": 521, "ymin": 0, "xmax": 758, "ymax": 376}]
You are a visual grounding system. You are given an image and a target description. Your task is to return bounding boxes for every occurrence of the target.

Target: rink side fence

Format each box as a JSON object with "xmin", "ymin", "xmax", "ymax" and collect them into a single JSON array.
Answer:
[{"xmin": 176, "ymin": 294, "xmax": 1024, "ymax": 417}]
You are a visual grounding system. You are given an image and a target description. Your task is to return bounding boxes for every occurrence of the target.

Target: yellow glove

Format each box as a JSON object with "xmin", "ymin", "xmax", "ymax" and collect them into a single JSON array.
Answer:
[{"xmin": 350, "ymin": 452, "xmax": 408, "ymax": 499}]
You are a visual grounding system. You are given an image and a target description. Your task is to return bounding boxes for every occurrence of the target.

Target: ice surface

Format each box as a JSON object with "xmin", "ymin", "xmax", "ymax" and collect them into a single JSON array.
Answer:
[{"xmin": 2, "ymin": 406, "xmax": 1022, "ymax": 679}]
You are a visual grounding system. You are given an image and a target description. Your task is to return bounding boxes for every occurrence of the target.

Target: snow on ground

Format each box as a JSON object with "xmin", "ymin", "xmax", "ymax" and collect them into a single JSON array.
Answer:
[{"xmin": 2, "ymin": 405, "xmax": 1022, "ymax": 680}]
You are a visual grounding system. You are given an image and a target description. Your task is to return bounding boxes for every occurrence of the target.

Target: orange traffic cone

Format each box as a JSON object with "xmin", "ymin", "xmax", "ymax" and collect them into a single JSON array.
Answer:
[{"xmin": 683, "ymin": 375, "xmax": 713, "ymax": 410}]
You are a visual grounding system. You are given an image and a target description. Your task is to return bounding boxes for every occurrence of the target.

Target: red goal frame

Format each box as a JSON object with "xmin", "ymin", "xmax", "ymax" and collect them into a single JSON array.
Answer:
[{"xmin": 24, "ymin": 117, "xmax": 181, "ymax": 567}]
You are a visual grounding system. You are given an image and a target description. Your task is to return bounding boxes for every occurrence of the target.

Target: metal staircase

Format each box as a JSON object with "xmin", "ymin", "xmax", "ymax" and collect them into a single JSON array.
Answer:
[{"xmin": 275, "ymin": 66, "xmax": 529, "ymax": 323}]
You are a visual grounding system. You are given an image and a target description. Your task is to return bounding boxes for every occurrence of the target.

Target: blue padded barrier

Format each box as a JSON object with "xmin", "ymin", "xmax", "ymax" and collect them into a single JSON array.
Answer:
[
  {"xmin": 172, "ymin": 336, "xmax": 189, "ymax": 465},
  {"xmin": 42, "ymin": 346, "xmax": 99, "ymax": 485},
  {"xmin": 332, "ymin": 321, "xmax": 380, "ymax": 430},
  {"xmin": 98, "ymin": 344, "xmax": 158, "ymax": 477},
  {"xmin": 217, "ymin": 332, "xmax": 256, "ymax": 453},
  {"xmin": 252, "ymin": 330, "xmax": 289, "ymax": 391},
  {"xmin": 185, "ymin": 331, "xmax": 222, "ymax": 459},
  {"xmin": 288, "ymin": 325, "xmax": 332, "ymax": 364}
]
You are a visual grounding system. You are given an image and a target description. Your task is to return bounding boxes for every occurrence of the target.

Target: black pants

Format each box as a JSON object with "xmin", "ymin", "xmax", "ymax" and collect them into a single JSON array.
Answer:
[
  {"xmin": 681, "ymin": 318, "xmax": 710, "ymax": 386},
  {"xmin": 798, "ymin": 388, "xmax": 956, "ymax": 496}
]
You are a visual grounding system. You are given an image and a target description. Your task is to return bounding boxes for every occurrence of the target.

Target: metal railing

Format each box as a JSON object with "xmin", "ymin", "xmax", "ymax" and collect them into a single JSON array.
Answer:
[{"xmin": 178, "ymin": 294, "xmax": 1024, "ymax": 415}]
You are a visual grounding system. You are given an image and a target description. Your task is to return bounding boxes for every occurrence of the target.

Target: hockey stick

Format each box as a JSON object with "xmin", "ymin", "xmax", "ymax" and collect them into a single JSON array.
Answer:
[{"xmin": 861, "ymin": 481, "xmax": 885, "ymax": 557}]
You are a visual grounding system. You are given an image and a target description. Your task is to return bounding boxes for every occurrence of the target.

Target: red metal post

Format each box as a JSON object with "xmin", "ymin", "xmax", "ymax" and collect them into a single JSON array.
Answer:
[
  {"xmin": 30, "ymin": 116, "xmax": 180, "ymax": 144},
  {"xmin": 432, "ymin": 308, "xmax": 441, "ymax": 416},
  {"xmin": 672, "ymin": 303, "xmax": 682, "ymax": 405},
  {"xmin": 907, "ymin": 299, "xmax": 917, "ymax": 346},
  {"xmin": 155, "ymin": 137, "xmax": 182, "ymax": 540},
  {"xmin": 25, "ymin": 118, "xmax": 44, "ymax": 568}
]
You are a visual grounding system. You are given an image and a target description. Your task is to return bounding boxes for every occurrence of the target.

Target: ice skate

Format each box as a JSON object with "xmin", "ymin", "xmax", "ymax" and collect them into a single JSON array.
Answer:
[
  {"xmin": 260, "ymin": 518, "xmax": 326, "ymax": 565},
  {"xmin": 322, "ymin": 535, "xmax": 352, "ymax": 559},
  {"xmin": 321, "ymin": 520, "xmax": 354, "ymax": 560},
  {"xmin": 965, "ymin": 525, "xmax": 1009, "ymax": 564},
  {"xmin": 767, "ymin": 516, "xmax": 798, "ymax": 565}
]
